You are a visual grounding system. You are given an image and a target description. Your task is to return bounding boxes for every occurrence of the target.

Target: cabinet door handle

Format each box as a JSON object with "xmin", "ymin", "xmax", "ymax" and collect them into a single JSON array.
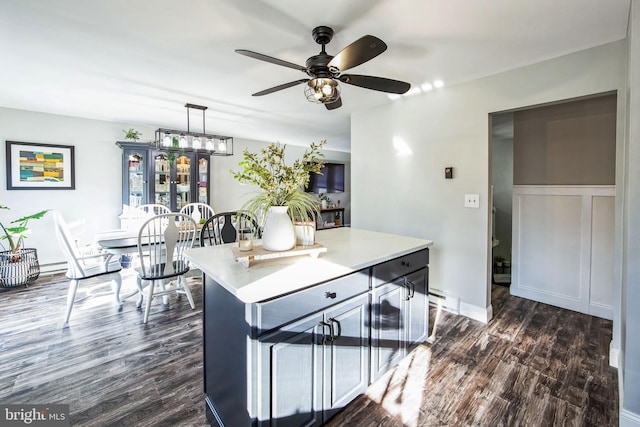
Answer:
[
  {"xmin": 325, "ymin": 291, "xmax": 337, "ymax": 299},
  {"xmin": 318, "ymin": 321, "xmax": 327, "ymax": 345},
  {"xmin": 407, "ymin": 280, "xmax": 416, "ymax": 298},
  {"xmin": 319, "ymin": 321, "xmax": 334, "ymax": 344},
  {"xmin": 329, "ymin": 318, "xmax": 341, "ymax": 340}
]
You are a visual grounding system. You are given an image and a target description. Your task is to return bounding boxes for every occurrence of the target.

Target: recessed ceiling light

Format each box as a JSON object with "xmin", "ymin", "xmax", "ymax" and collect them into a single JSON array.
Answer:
[
  {"xmin": 420, "ymin": 83, "xmax": 433, "ymax": 92},
  {"xmin": 387, "ymin": 94, "xmax": 402, "ymax": 100},
  {"xmin": 433, "ymin": 80, "xmax": 444, "ymax": 88},
  {"xmin": 404, "ymin": 87, "xmax": 422, "ymax": 97}
]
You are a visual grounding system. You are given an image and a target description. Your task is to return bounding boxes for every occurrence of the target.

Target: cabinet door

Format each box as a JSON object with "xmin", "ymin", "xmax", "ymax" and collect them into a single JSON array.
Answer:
[
  {"xmin": 122, "ymin": 146, "xmax": 148, "ymax": 207},
  {"xmin": 174, "ymin": 153, "xmax": 194, "ymax": 210},
  {"xmin": 323, "ymin": 294, "xmax": 369, "ymax": 421},
  {"xmin": 370, "ymin": 279, "xmax": 406, "ymax": 381},
  {"xmin": 197, "ymin": 153, "xmax": 210, "ymax": 204},
  {"xmin": 405, "ymin": 268, "xmax": 429, "ymax": 353},
  {"xmin": 152, "ymin": 151, "xmax": 172, "ymax": 210},
  {"xmin": 258, "ymin": 313, "xmax": 323, "ymax": 427},
  {"xmin": 151, "ymin": 150, "xmax": 196, "ymax": 211}
]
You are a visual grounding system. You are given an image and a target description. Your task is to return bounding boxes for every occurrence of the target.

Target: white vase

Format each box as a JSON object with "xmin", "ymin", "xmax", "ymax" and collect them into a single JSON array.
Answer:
[{"xmin": 262, "ymin": 206, "xmax": 296, "ymax": 251}]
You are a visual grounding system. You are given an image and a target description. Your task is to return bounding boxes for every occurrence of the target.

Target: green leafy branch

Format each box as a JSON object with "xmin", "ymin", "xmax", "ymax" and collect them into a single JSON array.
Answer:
[
  {"xmin": 123, "ymin": 128, "xmax": 142, "ymax": 142},
  {"xmin": 0, "ymin": 205, "xmax": 49, "ymax": 253},
  {"xmin": 231, "ymin": 140, "xmax": 327, "ymax": 222}
]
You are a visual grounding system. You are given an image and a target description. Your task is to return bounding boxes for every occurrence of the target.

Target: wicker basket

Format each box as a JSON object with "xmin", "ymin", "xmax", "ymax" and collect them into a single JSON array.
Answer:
[{"xmin": 0, "ymin": 248, "xmax": 40, "ymax": 287}]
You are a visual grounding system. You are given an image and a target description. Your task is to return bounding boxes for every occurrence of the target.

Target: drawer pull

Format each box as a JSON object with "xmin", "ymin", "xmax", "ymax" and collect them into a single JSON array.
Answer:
[
  {"xmin": 401, "ymin": 260, "xmax": 411, "ymax": 267},
  {"xmin": 325, "ymin": 291, "xmax": 337, "ymax": 299}
]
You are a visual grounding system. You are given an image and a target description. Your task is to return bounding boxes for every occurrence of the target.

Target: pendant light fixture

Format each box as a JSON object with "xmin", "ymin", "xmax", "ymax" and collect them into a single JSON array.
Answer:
[{"xmin": 155, "ymin": 103, "xmax": 233, "ymax": 156}]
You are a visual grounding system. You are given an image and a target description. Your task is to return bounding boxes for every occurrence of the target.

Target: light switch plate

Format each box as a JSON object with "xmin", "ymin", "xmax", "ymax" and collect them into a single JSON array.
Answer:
[{"xmin": 465, "ymin": 194, "xmax": 480, "ymax": 208}]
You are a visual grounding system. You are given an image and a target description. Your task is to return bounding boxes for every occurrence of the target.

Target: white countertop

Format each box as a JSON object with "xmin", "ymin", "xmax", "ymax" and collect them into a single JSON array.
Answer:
[{"xmin": 185, "ymin": 227, "xmax": 433, "ymax": 303}]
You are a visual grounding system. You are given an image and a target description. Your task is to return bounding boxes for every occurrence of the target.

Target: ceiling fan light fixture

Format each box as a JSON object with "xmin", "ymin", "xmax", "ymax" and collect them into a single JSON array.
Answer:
[{"xmin": 305, "ymin": 78, "xmax": 340, "ymax": 104}]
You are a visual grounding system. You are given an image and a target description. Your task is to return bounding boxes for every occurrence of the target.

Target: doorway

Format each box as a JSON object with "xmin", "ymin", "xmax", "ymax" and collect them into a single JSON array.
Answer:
[
  {"xmin": 489, "ymin": 93, "xmax": 616, "ymax": 320},
  {"xmin": 490, "ymin": 112, "xmax": 513, "ymax": 286}
]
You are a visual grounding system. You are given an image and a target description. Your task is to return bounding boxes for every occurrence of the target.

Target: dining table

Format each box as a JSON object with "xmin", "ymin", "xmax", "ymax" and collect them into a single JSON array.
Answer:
[
  {"xmin": 95, "ymin": 229, "xmax": 142, "ymax": 303},
  {"xmin": 95, "ymin": 229, "xmax": 139, "ymax": 256}
]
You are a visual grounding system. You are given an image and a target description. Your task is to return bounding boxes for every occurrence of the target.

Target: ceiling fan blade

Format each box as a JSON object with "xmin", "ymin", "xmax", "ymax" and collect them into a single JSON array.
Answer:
[
  {"xmin": 339, "ymin": 74, "xmax": 411, "ymax": 94},
  {"xmin": 327, "ymin": 35, "xmax": 387, "ymax": 72},
  {"xmin": 325, "ymin": 97, "xmax": 342, "ymax": 110},
  {"xmin": 252, "ymin": 79, "xmax": 309, "ymax": 96},
  {"xmin": 235, "ymin": 49, "xmax": 307, "ymax": 72}
]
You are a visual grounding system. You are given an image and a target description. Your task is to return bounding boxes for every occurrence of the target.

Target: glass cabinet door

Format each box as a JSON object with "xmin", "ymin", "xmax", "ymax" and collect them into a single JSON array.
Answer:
[
  {"xmin": 175, "ymin": 154, "xmax": 192, "ymax": 210},
  {"xmin": 126, "ymin": 150, "xmax": 146, "ymax": 208},
  {"xmin": 197, "ymin": 155, "xmax": 210, "ymax": 204},
  {"xmin": 154, "ymin": 153, "xmax": 171, "ymax": 209}
]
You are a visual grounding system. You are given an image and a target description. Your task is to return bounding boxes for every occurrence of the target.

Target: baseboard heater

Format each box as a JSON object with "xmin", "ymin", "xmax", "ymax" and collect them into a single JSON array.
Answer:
[
  {"xmin": 429, "ymin": 288, "xmax": 460, "ymax": 315},
  {"xmin": 39, "ymin": 261, "xmax": 67, "ymax": 276}
]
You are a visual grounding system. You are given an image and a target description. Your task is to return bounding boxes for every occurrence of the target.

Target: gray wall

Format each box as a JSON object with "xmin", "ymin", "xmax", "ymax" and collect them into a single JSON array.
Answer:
[
  {"xmin": 513, "ymin": 94, "xmax": 617, "ymax": 185},
  {"xmin": 352, "ymin": 40, "xmax": 626, "ymax": 324},
  {"xmin": 0, "ymin": 109, "xmax": 350, "ymax": 269},
  {"xmin": 622, "ymin": 1, "xmax": 640, "ymax": 423},
  {"xmin": 209, "ymin": 140, "xmax": 352, "ymax": 225}
]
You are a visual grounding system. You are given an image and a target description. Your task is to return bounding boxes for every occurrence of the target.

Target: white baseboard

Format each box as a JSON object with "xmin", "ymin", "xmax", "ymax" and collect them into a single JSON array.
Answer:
[
  {"xmin": 610, "ymin": 342, "xmax": 620, "ymax": 368},
  {"xmin": 616, "ymin": 347, "xmax": 640, "ymax": 427},
  {"xmin": 429, "ymin": 289, "xmax": 460, "ymax": 314},
  {"xmin": 460, "ymin": 301, "xmax": 491, "ymax": 324},
  {"xmin": 621, "ymin": 409, "xmax": 640, "ymax": 427},
  {"xmin": 428, "ymin": 289, "xmax": 490, "ymax": 324}
]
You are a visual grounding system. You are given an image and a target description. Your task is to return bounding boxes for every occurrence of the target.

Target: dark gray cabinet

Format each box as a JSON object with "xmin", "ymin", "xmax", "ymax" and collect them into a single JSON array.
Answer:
[
  {"xmin": 202, "ymin": 248, "xmax": 429, "ymax": 427},
  {"xmin": 370, "ymin": 250, "xmax": 429, "ymax": 382},
  {"xmin": 116, "ymin": 141, "xmax": 211, "ymax": 211},
  {"xmin": 371, "ymin": 268, "xmax": 429, "ymax": 383},
  {"xmin": 405, "ymin": 269, "xmax": 429, "ymax": 351},
  {"xmin": 258, "ymin": 312, "xmax": 323, "ymax": 427},
  {"xmin": 370, "ymin": 279, "xmax": 405, "ymax": 380},
  {"xmin": 257, "ymin": 294, "xmax": 368, "ymax": 427},
  {"xmin": 322, "ymin": 295, "xmax": 370, "ymax": 420}
]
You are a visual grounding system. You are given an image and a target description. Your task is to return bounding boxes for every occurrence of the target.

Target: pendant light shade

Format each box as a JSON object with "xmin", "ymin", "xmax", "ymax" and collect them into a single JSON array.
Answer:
[{"xmin": 154, "ymin": 103, "xmax": 233, "ymax": 155}]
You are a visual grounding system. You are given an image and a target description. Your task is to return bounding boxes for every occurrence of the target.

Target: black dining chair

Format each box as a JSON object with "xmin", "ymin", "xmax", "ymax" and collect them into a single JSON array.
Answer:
[
  {"xmin": 199, "ymin": 211, "xmax": 262, "ymax": 246},
  {"xmin": 135, "ymin": 213, "xmax": 197, "ymax": 323}
]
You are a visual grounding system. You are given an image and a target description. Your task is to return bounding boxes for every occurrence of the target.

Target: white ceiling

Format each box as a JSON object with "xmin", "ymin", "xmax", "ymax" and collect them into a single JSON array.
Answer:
[{"xmin": 0, "ymin": 0, "xmax": 630, "ymax": 152}]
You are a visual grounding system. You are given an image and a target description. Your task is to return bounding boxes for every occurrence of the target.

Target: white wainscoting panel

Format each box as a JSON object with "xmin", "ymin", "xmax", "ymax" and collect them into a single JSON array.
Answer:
[
  {"xmin": 590, "ymin": 195, "xmax": 615, "ymax": 318},
  {"xmin": 511, "ymin": 186, "xmax": 614, "ymax": 319}
]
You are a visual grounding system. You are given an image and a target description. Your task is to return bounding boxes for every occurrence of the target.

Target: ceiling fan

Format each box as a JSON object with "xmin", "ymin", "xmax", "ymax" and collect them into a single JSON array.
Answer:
[{"xmin": 235, "ymin": 26, "xmax": 411, "ymax": 110}]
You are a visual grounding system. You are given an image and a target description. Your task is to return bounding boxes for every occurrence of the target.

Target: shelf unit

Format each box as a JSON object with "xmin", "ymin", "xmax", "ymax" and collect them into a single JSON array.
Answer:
[
  {"xmin": 117, "ymin": 141, "xmax": 211, "ymax": 212},
  {"xmin": 317, "ymin": 207, "xmax": 345, "ymax": 229}
]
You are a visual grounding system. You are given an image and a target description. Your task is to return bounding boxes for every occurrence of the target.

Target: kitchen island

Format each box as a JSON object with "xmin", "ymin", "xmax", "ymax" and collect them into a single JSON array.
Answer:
[{"xmin": 185, "ymin": 227, "xmax": 433, "ymax": 427}]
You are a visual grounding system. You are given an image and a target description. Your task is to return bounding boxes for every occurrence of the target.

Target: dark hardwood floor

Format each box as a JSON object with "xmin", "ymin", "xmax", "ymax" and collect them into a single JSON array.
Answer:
[{"xmin": 0, "ymin": 270, "xmax": 617, "ymax": 426}]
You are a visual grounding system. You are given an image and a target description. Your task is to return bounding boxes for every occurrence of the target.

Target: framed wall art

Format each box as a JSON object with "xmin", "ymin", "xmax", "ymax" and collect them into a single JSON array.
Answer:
[{"xmin": 5, "ymin": 141, "xmax": 76, "ymax": 190}]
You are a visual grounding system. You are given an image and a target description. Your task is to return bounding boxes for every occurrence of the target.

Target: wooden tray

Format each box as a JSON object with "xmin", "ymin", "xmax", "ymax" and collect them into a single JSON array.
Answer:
[{"xmin": 231, "ymin": 243, "xmax": 327, "ymax": 267}]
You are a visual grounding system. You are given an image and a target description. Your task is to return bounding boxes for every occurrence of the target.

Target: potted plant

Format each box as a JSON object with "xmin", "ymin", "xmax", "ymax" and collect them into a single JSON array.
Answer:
[
  {"xmin": 319, "ymin": 193, "xmax": 330, "ymax": 210},
  {"xmin": 232, "ymin": 140, "xmax": 326, "ymax": 251},
  {"xmin": 123, "ymin": 128, "xmax": 142, "ymax": 142},
  {"xmin": 0, "ymin": 205, "xmax": 49, "ymax": 287}
]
